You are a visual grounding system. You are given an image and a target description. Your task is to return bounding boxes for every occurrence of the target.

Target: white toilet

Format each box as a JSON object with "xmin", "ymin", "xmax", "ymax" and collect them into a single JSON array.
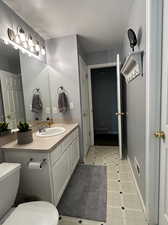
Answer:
[{"xmin": 0, "ymin": 163, "xmax": 59, "ymax": 225}]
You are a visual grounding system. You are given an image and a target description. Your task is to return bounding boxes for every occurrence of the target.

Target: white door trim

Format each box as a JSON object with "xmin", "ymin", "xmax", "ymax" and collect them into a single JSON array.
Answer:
[
  {"xmin": 88, "ymin": 62, "xmax": 117, "ymax": 146},
  {"xmin": 145, "ymin": 0, "xmax": 163, "ymax": 224}
]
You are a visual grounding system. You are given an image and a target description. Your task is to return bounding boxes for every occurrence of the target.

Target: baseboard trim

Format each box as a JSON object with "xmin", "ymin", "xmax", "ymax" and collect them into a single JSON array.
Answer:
[{"xmin": 128, "ymin": 157, "xmax": 147, "ymax": 217}]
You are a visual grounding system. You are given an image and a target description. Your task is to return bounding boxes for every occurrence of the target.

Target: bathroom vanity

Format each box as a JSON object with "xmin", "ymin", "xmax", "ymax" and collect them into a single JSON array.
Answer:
[{"xmin": 1, "ymin": 123, "xmax": 79, "ymax": 206}]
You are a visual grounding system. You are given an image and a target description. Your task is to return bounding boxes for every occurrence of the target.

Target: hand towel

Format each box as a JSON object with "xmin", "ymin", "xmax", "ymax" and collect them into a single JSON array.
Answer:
[
  {"xmin": 58, "ymin": 92, "xmax": 69, "ymax": 113},
  {"xmin": 32, "ymin": 93, "xmax": 43, "ymax": 113}
]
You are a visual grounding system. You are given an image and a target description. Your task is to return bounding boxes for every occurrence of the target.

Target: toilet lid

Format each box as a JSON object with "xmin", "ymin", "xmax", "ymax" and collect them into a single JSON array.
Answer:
[{"xmin": 2, "ymin": 202, "xmax": 59, "ymax": 225}]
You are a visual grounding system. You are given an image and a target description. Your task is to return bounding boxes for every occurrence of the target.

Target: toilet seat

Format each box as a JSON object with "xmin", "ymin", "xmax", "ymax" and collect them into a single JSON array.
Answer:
[{"xmin": 2, "ymin": 202, "xmax": 59, "ymax": 225}]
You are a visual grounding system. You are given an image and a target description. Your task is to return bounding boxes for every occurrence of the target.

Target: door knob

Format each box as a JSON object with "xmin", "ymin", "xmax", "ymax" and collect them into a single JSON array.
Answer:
[{"xmin": 154, "ymin": 131, "xmax": 165, "ymax": 139}]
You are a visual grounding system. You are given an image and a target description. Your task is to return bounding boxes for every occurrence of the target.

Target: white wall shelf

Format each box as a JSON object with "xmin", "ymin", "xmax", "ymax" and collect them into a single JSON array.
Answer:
[{"xmin": 121, "ymin": 51, "xmax": 144, "ymax": 83}]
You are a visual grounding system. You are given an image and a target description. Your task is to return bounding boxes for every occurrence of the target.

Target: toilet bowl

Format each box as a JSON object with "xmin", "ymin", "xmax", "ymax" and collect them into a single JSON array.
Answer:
[
  {"xmin": 2, "ymin": 201, "xmax": 59, "ymax": 225},
  {"xmin": 0, "ymin": 163, "xmax": 59, "ymax": 225}
]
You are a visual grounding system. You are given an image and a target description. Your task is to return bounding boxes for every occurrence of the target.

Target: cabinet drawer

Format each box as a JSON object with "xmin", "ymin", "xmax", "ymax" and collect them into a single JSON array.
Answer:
[{"xmin": 50, "ymin": 144, "xmax": 63, "ymax": 165}]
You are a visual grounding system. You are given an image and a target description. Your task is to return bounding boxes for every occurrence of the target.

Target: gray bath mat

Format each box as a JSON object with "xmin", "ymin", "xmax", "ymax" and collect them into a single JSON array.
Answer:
[{"xmin": 58, "ymin": 164, "xmax": 107, "ymax": 222}]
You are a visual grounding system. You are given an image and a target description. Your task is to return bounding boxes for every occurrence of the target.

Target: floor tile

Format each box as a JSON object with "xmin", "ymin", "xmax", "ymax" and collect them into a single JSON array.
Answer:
[
  {"xmin": 107, "ymin": 207, "xmax": 124, "ymax": 225},
  {"xmin": 119, "ymin": 165, "xmax": 131, "ymax": 173},
  {"xmin": 107, "ymin": 171, "xmax": 119, "ymax": 180},
  {"xmin": 125, "ymin": 210, "xmax": 148, "ymax": 225},
  {"xmin": 108, "ymin": 180, "xmax": 120, "ymax": 192},
  {"xmin": 123, "ymin": 193, "xmax": 142, "ymax": 210},
  {"xmin": 119, "ymin": 173, "xmax": 133, "ymax": 182},
  {"xmin": 121, "ymin": 182, "xmax": 137, "ymax": 194},
  {"xmin": 107, "ymin": 192, "xmax": 122, "ymax": 207}
]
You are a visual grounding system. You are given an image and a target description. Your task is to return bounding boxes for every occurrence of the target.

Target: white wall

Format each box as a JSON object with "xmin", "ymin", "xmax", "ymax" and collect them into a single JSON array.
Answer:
[{"xmin": 123, "ymin": 0, "xmax": 146, "ymax": 203}]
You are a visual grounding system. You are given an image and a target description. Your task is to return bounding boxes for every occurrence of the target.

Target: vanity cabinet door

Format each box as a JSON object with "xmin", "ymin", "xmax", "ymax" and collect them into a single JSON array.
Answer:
[
  {"xmin": 52, "ymin": 149, "xmax": 70, "ymax": 205},
  {"xmin": 70, "ymin": 138, "xmax": 80, "ymax": 172}
]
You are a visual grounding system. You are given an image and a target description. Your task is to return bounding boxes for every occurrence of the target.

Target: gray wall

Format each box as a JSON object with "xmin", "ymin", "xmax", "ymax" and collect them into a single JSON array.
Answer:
[
  {"xmin": 20, "ymin": 53, "xmax": 51, "ymax": 122},
  {"xmin": 46, "ymin": 35, "xmax": 83, "ymax": 159},
  {"xmin": 86, "ymin": 46, "xmax": 122, "ymax": 65},
  {"xmin": 123, "ymin": 0, "xmax": 146, "ymax": 203}
]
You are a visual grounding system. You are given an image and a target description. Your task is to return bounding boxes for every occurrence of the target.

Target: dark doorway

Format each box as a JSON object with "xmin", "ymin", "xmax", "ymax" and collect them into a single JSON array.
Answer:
[{"xmin": 91, "ymin": 66, "xmax": 119, "ymax": 146}]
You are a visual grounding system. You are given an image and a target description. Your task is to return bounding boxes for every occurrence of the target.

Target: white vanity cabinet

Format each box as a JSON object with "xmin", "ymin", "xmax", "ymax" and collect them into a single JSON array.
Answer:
[{"xmin": 3, "ymin": 126, "xmax": 79, "ymax": 206}]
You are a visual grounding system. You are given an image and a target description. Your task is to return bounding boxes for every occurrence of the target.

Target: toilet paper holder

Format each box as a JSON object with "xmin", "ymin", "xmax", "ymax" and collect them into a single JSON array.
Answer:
[{"xmin": 28, "ymin": 158, "xmax": 47, "ymax": 168}]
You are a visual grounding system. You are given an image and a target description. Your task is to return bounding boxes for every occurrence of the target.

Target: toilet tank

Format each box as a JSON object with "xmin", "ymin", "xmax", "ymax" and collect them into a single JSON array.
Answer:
[{"xmin": 0, "ymin": 163, "xmax": 21, "ymax": 219}]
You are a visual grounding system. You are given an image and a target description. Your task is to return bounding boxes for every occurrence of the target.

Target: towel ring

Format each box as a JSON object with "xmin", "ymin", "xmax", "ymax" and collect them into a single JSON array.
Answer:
[
  {"xmin": 57, "ymin": 86, "xmax": 69, "ymax": 95},
  {"xmin": 57, "ymin": 86, "xmax": 63, "ymax": 94},
  {"xmin": 33, "ymin": 88, "xmax": 40, "ymax": 94}
]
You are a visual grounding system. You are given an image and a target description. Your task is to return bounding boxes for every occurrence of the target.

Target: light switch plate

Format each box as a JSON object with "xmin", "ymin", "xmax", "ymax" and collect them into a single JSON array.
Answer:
[
  {"xmin": 53, "ymin": 107, "xmax": 58, "ymax": 114},
  {"xmin": 70, "ymin": 102, "xmax": 74, "ymax": 109}
]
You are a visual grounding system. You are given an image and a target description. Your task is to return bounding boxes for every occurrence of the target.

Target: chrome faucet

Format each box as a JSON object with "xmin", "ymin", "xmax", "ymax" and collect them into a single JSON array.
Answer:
[{"xmin": 39, "ymin": 127, "xmax": 47, "ymax": 133}]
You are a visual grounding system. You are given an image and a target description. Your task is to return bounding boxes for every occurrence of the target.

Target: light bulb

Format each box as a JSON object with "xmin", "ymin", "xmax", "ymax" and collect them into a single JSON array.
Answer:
[
  {"xmin": 14, "ymin": 45, "xmax": 18, "ymax": 50},
  {"xmin": 35, "ymin": 41, "xmax": 40, "ymax": 52},
  {"xmin": 18, "ymin": 27, "xmax": 26, "ymax": 42},
  {"xmin": 28, "ymin": 35, "xmax": 34, "ymax": 47},
  {"xmin": 41, "ymin": 47, "xmax": 46, "ymax": 56},
  {"xmin": 4, "ymin": 40, "xmax": 9, "ymax": 45},
  {"xmin": 23, "ymin": 41, "xmax": 28, "ymax": 49},
  {"xmin": 30, "ymin": 46, "xmax": 35, "ymax": 52},
  {"xmin": 15, "ymin": 35, "xmax": 20, "ymax": 44}
]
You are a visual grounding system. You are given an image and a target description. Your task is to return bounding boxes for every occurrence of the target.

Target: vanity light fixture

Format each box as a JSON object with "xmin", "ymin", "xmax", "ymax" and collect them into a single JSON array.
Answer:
[{"xmin": 6, "ymin": 27, "xmax": 46, "ymax": 59}]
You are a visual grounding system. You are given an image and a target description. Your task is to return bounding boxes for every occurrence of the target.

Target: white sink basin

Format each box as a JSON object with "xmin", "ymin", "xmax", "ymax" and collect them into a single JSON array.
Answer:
[{"xmin": 36, "ymin": 127, "xmax": 66, "ymax": 137}]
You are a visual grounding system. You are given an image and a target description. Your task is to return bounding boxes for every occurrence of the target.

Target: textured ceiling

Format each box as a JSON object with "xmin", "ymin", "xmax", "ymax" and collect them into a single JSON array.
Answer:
[{"xmin": 3, "ymin": 0, "xmax": 133, "ymax": 53}]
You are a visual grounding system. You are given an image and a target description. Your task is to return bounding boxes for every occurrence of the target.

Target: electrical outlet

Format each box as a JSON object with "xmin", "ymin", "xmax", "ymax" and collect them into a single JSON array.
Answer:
[
  {"xmin": 53, "ymin": 107, "xmax": 58, "ymax": 114},
  {"xmin": 134, "ymin": 157, "xmax": 140, "ymax": 176}
]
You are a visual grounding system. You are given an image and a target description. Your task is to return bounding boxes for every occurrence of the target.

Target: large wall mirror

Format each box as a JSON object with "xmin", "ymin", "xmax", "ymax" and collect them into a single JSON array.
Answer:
[
  {"xmin": 0, "ymin": 39, "xmax": 52, "ymax": 130},
  {"xmin": 0, "ymin": 39, "xmax": 25, "ymax": 129}
]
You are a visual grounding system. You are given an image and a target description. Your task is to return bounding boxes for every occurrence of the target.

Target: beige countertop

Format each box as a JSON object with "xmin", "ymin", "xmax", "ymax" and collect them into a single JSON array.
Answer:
[{"xmin": 0, "ymin": 123, "xmax": 78, "ymax": 152}]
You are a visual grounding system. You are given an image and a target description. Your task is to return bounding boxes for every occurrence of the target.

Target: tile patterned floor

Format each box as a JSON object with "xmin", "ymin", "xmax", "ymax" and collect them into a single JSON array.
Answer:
[{"xmin": 59, "ymin": 146, "xmax": 148, "ymax": 225}]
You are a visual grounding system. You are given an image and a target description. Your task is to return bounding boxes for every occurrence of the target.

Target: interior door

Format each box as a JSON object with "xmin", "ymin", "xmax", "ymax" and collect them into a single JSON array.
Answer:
[
  {"xmin": 79, "ymin": 56, "xmax": 91, "ymax": 156},
  {"xmin": 116, "ymin": 54, "xmax": 123, "ymax": 159},
  {"xmin": 159, "ymin": 1, "xmax": 168, "ymax": 223}
]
